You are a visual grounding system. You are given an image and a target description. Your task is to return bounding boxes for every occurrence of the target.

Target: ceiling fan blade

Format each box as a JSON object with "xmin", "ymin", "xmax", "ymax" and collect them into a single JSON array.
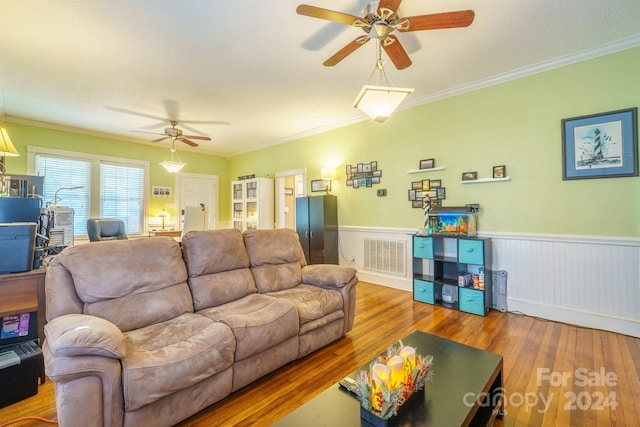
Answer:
[
  {"xmin": 296, "ymin": 4, "xmax": 359, "ymax": 26},
  {"xmin": 182, "ymin": 135, "xmax": 211, "ymax": 141},
  {"xmin": 382, "ymin": 35, "xmax": 412, "ymax": 70},
  {"xmin": 378, "ymin": 0, "xmax": 402, "ymax": 13},
  {"xmin": 151, "ymin": 136, "xmax": 169, "ymax": 143},
  {"xmin": 178, "ymin": 137, "xmax": 199, "ymax": 147},
  {"xmin": 131, "ymin": 130, "xmax": 166, "ymax": 136},
  {"xmin": 398, "ymin": 10, "xmax": 475, "ymax": 32},
  {"xmin": 323, "ymin": 36, "xmax": 370, "ymax": 66}
]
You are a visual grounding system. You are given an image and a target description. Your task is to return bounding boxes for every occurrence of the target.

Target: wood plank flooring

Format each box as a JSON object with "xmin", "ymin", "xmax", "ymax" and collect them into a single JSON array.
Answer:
[{"xmin": 1, "ymin": 281, "xmax": 638, "ymax": 426}]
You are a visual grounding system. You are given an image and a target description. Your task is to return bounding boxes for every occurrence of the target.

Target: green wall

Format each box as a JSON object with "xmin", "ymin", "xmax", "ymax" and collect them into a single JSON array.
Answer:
[
  {"xmin": 230, "ymin": 47, "xmax": 640, "ymax": 237},
  {"xmin": 3, "ymin": 47, "xmax": 639, "ymax": 237},
  {"xmin": 2, "ymin": 122, "xmax": 230, "ymax": 219}
]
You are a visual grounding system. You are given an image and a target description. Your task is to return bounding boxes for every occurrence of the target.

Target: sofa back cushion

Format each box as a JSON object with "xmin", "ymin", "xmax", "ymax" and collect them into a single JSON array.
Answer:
[
  {"xmin": 182, "ymin": 229, "xmax": 257, "ymax": 310},
  {"xmin": 52, "ymin": 237, "xmax": 192, "ymax": 332},
  {"xmin": 243, "ymin": 229, "xmax": 304, "ymax": 293}
]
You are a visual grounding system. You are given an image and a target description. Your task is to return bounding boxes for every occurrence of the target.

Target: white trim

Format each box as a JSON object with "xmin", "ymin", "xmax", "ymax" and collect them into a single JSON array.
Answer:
[{"xmin": 27, "ymin": 145, "xmax": 150, "ymax": 235}]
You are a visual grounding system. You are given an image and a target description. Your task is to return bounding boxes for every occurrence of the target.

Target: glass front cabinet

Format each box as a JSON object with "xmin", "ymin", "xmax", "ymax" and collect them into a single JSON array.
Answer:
[{"xmin": 230, "ymin": 177, "xmax": 274, "ymax": 231}]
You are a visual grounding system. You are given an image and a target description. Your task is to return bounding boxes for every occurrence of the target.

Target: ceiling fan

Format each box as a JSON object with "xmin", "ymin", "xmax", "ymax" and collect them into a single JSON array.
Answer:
[
  {"xmin": 132, "ymin": 120, "xmax": 211, "ymax": 147},
  {"xmin": 296, "ymin": 0, "xmax": 475, "ymax": 70}
]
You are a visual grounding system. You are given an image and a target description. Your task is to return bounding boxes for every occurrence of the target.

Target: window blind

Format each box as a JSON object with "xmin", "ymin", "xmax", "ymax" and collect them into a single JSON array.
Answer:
[
  {"xmin": 100, "ymin": 162, "xmax": 144, "ymax": 234},
  {"xmin": 35, "ymin": 155, "xmax": 92, "ymax": 235}
]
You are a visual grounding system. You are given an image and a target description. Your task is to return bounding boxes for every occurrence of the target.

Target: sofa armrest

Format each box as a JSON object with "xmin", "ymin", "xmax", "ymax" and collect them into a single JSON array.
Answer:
[
  {"xmin": 301, "ymin": 264, "xmax": 357, "ymax": 289},
  {"xmin": 45, "ymin": 313, "xmax": 126, "ymax": 359}
]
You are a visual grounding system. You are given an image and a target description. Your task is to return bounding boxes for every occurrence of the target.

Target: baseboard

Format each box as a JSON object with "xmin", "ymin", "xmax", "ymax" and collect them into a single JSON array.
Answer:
[{"xmin": 508, "ymin": 297, "xmax": 640, "ymax": 338}]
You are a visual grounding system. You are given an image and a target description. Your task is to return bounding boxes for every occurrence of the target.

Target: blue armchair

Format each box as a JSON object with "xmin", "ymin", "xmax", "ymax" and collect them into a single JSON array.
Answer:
[{"xmin": 87, "ymin": 218, "xmax": 128, "ymax": 242}]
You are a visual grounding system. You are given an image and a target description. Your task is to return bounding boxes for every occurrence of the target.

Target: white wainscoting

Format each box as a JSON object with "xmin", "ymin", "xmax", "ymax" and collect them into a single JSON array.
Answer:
[{"xmin": 338, "ymin": 226, "xmax": 640, "ymax": 337}]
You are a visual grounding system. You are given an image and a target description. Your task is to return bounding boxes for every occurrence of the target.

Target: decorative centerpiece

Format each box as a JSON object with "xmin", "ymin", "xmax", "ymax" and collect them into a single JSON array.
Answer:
[{"xmin": 356, "ymin": 341, "xmax": 433, "ymax": 426}]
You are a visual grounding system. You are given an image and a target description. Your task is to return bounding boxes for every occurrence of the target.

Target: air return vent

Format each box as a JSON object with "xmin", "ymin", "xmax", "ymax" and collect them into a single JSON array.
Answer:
[{"xmin": 363, "ymin": 237, "xmax": 406, "ymax": 276}]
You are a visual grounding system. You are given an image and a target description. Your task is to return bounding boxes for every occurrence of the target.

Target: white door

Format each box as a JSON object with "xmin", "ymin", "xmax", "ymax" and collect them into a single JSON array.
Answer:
[
  {"xmin": 275, "ymin": 168, "xmax": 306, "ymax": 229},
  {"xmin": 175, "ymin": 173, "xmax": 218, "ymax": 231}
]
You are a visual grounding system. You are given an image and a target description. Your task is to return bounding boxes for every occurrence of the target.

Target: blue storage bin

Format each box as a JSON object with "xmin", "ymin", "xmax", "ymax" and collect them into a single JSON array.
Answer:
[
  {"xmin": 459, "ymin": 287, "xmax": 486, "ymax": 315},
  {"xmin": 413, "ymin": 237, "xmax": 433, "ymax": 259},
  {"xmin": 413, "ymin": 279, "xmax": 434, "ymax": 304},
  {"xmin": 458, "ymin": 239, "xmax": 484, "ymax": 265}
]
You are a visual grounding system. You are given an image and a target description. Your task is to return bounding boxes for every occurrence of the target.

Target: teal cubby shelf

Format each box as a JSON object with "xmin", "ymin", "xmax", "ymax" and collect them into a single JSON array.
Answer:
[{"xmin": 412, "ymin": 234, "xmax": 492, "ymax": 316}]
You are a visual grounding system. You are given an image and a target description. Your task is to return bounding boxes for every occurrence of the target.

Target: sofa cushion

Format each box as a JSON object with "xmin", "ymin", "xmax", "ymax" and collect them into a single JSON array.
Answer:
[
  {"xmin": 243, "ymin": 229, "xmax": 304, "ymax": 292},
  {"xmin": 182, "ymin": 229, "xmax": 251, "ymax": 275},
  {"xmin": 58, "ymin": 238, "xmax": 193, "ymax": 332},
  {"xmin": 121, "ymin": 313, "xmax": 235, "ymax": 412},
  {"xmin": 182, "ymin": 229, "xmax": 257, "ymax": 310},
  {"xmin": 198, "ymin": 293, "xmax": 299, "ymax": 361},
  {"xmin": 267, "ymin": 284, "xmax": 344, "ymax": 327}
]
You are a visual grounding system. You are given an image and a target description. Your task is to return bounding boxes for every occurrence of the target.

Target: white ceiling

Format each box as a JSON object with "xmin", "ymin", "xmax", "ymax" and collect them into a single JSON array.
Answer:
[{"xmin": 1, "ymin": 1, "xmax": 639, "ymax": 157}]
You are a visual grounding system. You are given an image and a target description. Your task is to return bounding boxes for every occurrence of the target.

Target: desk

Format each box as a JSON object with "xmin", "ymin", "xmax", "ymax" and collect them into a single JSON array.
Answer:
[
  {"xmin": 0, "ymin": 268, "xmax": 47, "ymax": 383},
  {"xmin": 149, "ymin": 230, "xmax": 182, "ymax": 238}
]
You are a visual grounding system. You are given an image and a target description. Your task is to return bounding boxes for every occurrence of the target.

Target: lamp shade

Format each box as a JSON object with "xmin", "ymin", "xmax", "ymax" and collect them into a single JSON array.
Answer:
[
  {"xmin": 0, "ymin": 128, "xmax": 20, "ymax": 156},
  {"xmin": 353, "ymin": 85, "xmax": 414, "ymax": 123},
  {"xmin": 321, "ymin": 167, "xmax": 336, "ymax": 180}
]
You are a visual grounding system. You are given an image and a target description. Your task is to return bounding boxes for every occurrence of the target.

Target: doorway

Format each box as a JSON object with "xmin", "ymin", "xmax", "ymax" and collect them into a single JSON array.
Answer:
[
  {"xmin": 275, "ymin": 169, "xmax": 306, "ymax": 230},
  {"xmin": 175, "ymin": 172, "xmax": 219, "ymax": 231}
]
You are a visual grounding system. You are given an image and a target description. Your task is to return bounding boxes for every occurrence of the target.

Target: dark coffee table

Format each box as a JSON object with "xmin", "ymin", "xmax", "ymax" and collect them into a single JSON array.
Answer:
[{"xmin": 273, "ymin": 330, "xmax": 503, "ymax": 426}]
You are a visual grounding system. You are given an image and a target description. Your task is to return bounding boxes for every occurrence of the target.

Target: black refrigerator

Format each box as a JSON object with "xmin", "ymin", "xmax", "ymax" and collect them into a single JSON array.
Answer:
[{"xmin": 295, "ymin": 195, "xmax": 338, "ymax": 265}]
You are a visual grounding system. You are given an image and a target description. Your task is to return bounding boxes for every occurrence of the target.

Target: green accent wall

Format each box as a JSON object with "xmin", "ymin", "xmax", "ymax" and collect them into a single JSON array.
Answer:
[
  {"xmin": 230, "ymin": 47, "xmax": 640, "ymax": 237},
  {"xmin": 3, "ymin": 47, "xmax": 639, "ymax": 237},
  {"xmin": 2, "ymin": 122, "xmax": 230, "ymax": 219}
]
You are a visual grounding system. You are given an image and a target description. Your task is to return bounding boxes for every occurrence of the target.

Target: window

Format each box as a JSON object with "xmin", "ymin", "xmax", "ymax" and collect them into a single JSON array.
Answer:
[{"xmin": 28, "ymin": 147, "xmax": 149, "ymax": 237}]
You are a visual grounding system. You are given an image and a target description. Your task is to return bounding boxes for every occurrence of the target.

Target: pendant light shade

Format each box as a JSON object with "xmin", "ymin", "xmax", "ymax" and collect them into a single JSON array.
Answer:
[
  {"xmin": 160, "ymin": 139, "xmax": 186, "ymax": 173},
  {"xmin": 353, "ymin": 85, "xmax": 414, "ymax": 123}
]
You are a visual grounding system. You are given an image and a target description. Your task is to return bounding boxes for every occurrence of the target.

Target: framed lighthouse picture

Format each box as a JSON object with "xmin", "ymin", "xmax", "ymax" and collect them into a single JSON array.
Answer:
[{"xmin": 562, "ymin": 108, "xmax": 637, "ymax": 180}]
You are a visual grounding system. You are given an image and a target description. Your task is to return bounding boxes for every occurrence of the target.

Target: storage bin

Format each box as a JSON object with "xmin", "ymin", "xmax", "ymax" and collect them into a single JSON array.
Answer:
[
  {"xmin": 459, "ymin": 287, "xmax": 486, "ymax": 315},
  {"xmin": 458, "ymin": 239, "xmax": 484, "ymax": 265},
  {"xmin": 413, "ymin": 279, "xmax": 434, "ymax": 304},
  {"xmin": 413, "ymin": 237, "xmax": 433, "ymax": 259}
]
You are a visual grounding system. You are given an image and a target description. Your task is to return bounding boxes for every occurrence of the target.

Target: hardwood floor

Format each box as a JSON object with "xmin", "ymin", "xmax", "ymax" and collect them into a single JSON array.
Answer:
[{"xmin": 1, "ymin": 281, "xmax": 638, "ymax": 426}]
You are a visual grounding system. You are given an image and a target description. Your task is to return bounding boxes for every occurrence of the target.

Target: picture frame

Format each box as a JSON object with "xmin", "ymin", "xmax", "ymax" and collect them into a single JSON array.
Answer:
[
  {"xmin": 284, "ymin": 188, "xmax": 294, "ymax": 195},
  {"xmin": 311, "ymin": 179, "xmax": 330, "ymax": 192},
  {"xmin": 493, "ymin": 165, "xmax": 506, "ymax": 179},
  {"xmin": 421, "ymin": 179, "xmax": 430, "ymax": 191},
  {"xmin": 430, "ymin": 179, "xmax": 441, "ymax": 188},
  {"xmin": 411, "ymin": 181, "xmax": 422, "ymax": 190},
  {"xmin": 408, "ymin": 189, "xmax": 416, "ymax": 201},
  {"xmin": 152, "ymin": 186, "xmax": 172, "ymax": 197},
  {"xmin": 436, "ymin": 187, "xmax": 446, "ymax": 199},
  {"xmin": 419, "ymin": 158, "xmax": 435, "ymax": 170},
  {"xmin": 562, "ymin": 107, "xmax": 638, "ymax": 180},
  {"xmin": 462, "ymin": 171, "xmax": 477, "ymax": 181}
]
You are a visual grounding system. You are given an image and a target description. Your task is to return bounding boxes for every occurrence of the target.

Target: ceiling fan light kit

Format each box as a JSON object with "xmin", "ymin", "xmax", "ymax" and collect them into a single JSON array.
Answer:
[
  {"xmin": 297, "ymin": 1, "xmax": 474, "ymax": 121},
  {"xmin": 354, "ymin": 84, "xmax": 414, "ymax": 123},
  {"xmin": 160, "ymin": 140, "xmax": 187, "ymax": 173}
]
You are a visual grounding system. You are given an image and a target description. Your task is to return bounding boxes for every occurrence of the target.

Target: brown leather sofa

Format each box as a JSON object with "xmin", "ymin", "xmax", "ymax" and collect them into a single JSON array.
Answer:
[{"xmin": 43, "ymin": 228, "xmax": 357, "ymax": 427}]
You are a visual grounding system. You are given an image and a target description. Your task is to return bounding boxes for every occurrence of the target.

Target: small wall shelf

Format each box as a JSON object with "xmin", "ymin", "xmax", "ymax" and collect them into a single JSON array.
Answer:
[
  {"xmin": 407, "ymin": 166, "xmax": 446, "ymax": 174},
  {"xmin": 460, "ymin": 177, "xmax": 511, "ymax": 184}
]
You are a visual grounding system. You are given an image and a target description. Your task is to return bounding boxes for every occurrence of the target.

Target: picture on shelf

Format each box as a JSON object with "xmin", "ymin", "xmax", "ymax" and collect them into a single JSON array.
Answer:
[
  {"xmin": 462, "ymin": 171, "xmax": 477, "ymax": 181},
  {"xmin": 493, "ymin": 165, "xmax": 506, "ymax": 178},
  {"xmin": 420, "ymin": 158, "xmax": 435, "ymax": 169}
]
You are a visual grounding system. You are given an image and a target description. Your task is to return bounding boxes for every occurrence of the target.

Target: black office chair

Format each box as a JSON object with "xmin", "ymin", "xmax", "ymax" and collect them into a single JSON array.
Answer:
[{"xmin": 87, "ymin": 218, "xmax": 128, "ymax": 242}]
